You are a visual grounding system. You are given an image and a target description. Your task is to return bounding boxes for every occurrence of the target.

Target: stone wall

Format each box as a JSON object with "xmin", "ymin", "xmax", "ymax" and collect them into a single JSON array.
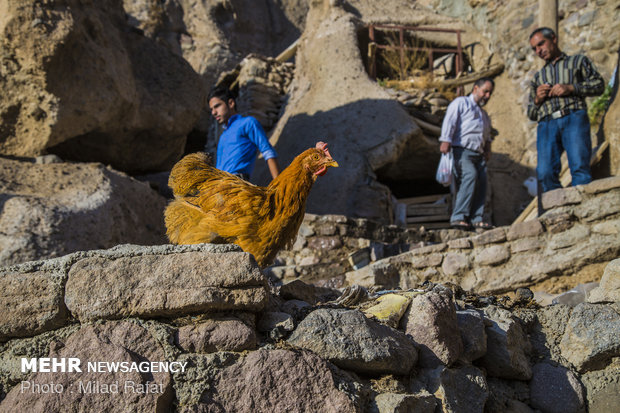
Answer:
[
  {"xmin": 0, "ymin": 242, "xmax": 618, "ymax": 411},
  {"xmin": 346, "ymin": 176, "xmax": 620, "ymax": 294},
  {"xmin": 268, "ymin": 213, "xmax": 438, "ymax": 287}
]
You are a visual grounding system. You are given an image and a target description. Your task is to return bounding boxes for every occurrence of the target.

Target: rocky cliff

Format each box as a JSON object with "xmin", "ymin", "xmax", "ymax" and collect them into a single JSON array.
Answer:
[{"xmin": 0, "ymin": 0, "xmax": 205, "ymax": 173}]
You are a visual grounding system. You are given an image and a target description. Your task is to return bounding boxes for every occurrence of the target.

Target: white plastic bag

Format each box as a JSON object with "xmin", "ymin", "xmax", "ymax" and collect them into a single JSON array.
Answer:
[{"xmin": 435, "ymin": 152, "xmax": 453, "ymax": 187}]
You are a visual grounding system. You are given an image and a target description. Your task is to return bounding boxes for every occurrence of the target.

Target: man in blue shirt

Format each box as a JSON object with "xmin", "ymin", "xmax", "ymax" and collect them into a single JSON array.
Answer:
[
  {"xmin": 208, "ymin": 87, "xmax": 280, "ymax": 180},
  {"xmin": 439, "ymin": 78, "xmax": 495, "ymax": 230}
]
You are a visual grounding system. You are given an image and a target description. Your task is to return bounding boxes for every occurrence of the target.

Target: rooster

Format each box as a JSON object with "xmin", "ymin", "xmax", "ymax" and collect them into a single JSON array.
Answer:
[{"xmin": 164, "ymin": 142, "xmax": 338, "ymax": 267}]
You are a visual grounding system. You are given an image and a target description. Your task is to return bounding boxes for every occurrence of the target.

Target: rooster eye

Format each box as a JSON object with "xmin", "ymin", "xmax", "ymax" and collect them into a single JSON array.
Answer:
[{"xmin": 312, "ymin": 154, "xmax": 320, "ymax": 161}]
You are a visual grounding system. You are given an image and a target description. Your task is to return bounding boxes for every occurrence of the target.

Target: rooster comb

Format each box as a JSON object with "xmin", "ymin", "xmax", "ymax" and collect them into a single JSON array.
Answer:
[{"xmin": 315, "ymin": 141, "xmax": 332, "ymax": 158}]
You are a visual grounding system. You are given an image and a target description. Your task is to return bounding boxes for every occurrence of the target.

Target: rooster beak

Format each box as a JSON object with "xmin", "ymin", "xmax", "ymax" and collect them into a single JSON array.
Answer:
[{"xmin": 327, "ymin": 159, "xmax": 339, "ymax": 168}]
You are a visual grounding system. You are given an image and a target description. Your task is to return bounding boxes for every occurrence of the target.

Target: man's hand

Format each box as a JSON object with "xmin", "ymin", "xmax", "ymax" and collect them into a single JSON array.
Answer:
[
  {"xmin": 534, "ymin": 84, "xmax": 551, "ymax": 105},
  {"xmin": 484, "ymin": 142, "xmax": 492, "ymax": 162},
  {"xmin": 267, "ymin": 158, "xmax": 280, "ymax": 180},
  {"xmin": 548, "ymin": 84, "xmax": 575, "ymax": 97},
  {"xmin": 440, "ymin": 141, "xmax": 451, "ymax": 154}
]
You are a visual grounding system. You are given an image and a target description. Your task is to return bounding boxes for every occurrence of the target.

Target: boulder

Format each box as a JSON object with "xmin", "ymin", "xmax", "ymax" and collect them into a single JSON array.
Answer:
[
  {"xmin": 345, "ymin": 261, "xmax": 401, "ymax": 289},
  {"xmin": 364, "ymin": 293, "xmax": 413, "ymax": 328},
  {"xmin": 287, "ymin": 308, "xmax": 417, "ymax": 375},
  {"xmin": 64, "ymin": 247, "xmax": 269, "ymax": 321},
  {"xmin": 485, "ymin": 377, "xmax": 533, "ymax": 413},
  {"xmin": 373, "ymin": 391, "xmax": 436, "ymax": 413},
  {"xmin": 456, "ymin": 309, "xmax": 487, "ymax": 362},
  {"xmin": 175, "ymin": 349, "xmax": 362, "ymax": 412},
  {"xmin": 559, "ymin": 303, "xmax": 620, "ymax": 372},
  {"xmin": 279, "ymin": 279, "xmax": 335, "ymax": 305},
  {"xmin": 478, "ymin": 306, "xmax": 532, "ymax": 380},
  {"xmin": 580, "ymin": 363, "xmax": 620, "ymax": 413},
  {"xmin": 0, "ymin": 267, "xmax": 68, "ymax": 341},
  {"xmin": 175, "ymin": 315, "xmax": 257, "ymax": 353},
  {"xmin": 423, "ymin": 365, "xmax": 489, "ymax": 413},
  {"xmin": 529, "ymin": 305, "xmax": 572, "ymax": 364},
  {"xmin": 588, "ymin": 258, "xmax": 620, "ymax": 303},
  {"xmin": 400, "ymin": 292, "xmax": 463, "ymax": 367},
  {"xmin": 529, "ymin": 362, "xmax": 586, "ymax": 413},
  {"xmin": 257, "ymin": 311, "xmax": 295, "ymax": 339},
  {"xmin": 0, "ymin": 157, "xmax": 167, "ymax": 266},
  {"xmin": 0, "ymin": 0, "xmax": 205, "ymax": 173},
  {"xmin": 1, "ymin": 320, "xmax": 174, "ymax": 412}
]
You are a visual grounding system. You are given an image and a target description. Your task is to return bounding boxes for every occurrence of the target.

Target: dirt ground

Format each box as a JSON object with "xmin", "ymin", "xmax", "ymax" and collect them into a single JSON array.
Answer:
[{"xmin": 529, "ymin": 262, "xmax": 607, "ymax": 295}]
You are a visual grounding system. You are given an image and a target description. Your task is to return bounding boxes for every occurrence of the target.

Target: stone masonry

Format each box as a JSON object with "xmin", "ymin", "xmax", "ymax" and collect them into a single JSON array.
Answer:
[{"xmin": 346, "ymin": 176, "xmax": 620, "ymax": 294}]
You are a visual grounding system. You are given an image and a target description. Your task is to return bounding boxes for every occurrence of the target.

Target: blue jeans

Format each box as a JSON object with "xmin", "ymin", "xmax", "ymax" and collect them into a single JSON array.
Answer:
[
  {"xmin": 451, "ymin": 147, "xmax": 487, "ymax": 224},
  {"xmin": 536, "ymin": 109, "xmax": 592, "ymax": 193}
]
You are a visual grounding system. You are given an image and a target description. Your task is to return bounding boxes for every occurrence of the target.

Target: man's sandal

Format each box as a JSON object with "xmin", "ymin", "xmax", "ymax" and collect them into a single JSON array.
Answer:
[
  {"xmin": 450, "ymin": 220, "xmax": 471, "ymax": 230},
  {"xmin": 473, "ymin": 222, "xmax": 494, "ymax": 230}
]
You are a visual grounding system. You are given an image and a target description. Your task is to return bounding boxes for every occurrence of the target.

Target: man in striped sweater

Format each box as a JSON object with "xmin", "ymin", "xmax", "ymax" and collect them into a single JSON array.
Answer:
[{"xmin": 527, "ymin": 27, "xmax": 604, "ymax": 193}]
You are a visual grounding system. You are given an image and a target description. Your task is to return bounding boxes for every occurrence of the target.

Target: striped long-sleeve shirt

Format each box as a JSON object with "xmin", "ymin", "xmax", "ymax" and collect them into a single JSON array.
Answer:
[{"xmin": 527, "ymin": 53, "xmax": 605, "ymax": 121}]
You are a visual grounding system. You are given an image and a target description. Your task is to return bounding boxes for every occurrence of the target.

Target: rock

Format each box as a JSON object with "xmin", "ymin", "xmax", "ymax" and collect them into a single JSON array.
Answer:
[
  {"xmin": 539, "ymin": 211, "xmax": 574, "ymax": 233},
  {"xmin": 574, "ymin": 191, "xmax": 620, "ymax": 222},
  {"xmin": 580, "ymin": 176, "xmax": 620, "ymax": 194},
  {"xmin": 279, "ymin": 279, "xmax": 334, "ymax": 305},
  {"xmin": 548, "ymin": 225, "xmax": 591, "ymax": 250},
  {"xmin": 0, "ymin": 0, "xmax": 204, "ymax": 173},
  {"xmin": 364, "ymin": 293, "xmax": 413, "ymax": 328},
  {"xmin": 400, "ymin": 292, "xmax": 463, "ymax": 367},
  {"xmin": 478, "ymin": 306, "xmax": 532, "ymax": 380},
  {"xmin": 441, "ymin": 253, "xmax": 470, "ymax": 276},
  {"xmin": 471, "ymin": 228, "xmax": 507, "ymax": 246},
  {"xmin": 588, "ymin": 258, "xmax": 620, "ymax": 303},
  {"xmin": 423, "ymin": 365, "xmax": 489, "ymax": 413},
  {"xmin": 578, "ymin": 10, "xmax": 597, "ymax": 26},
  {"xmin": 408, "ymin": 253, "xmax": 444, "ymax": 269},
  {"xmin": 0, "ymin": 268, "xmax": 67, "ymax": 341},
  {"xmin": 559, "ymin": 303, "xmax": 620, "ymax": 372},
  {"xmin": 506, "ymin": 220, "xmax": 544, "ymax": 241},
  {"xmin": 541, "ymin": 187, "xmax": 583, "ymax": 209},
  {"xmin": 257, "ymin": 311, "xmax": 295, "ymax": 339},
  {"xmin": 307, "ymin": 236, "xmax": 343, "ymax": 251},
  {"xmin": 176, "ymin": 349, "xmax": 362, "ymax": 412},
  {"xmin": 580, "ymin": 362, "xmax": 620, "ymax": 413},
  {"xmin": 447, "ymin": 238, "xmax": 472, "ymax": 249},
  {"xmin": 474, "ymin": 245, "xmax": 511, "ymax": 266},
  {"xmin": 1, "ymin": 320, "xmax": 173, "ymax": 411},
  {"xmin": 345, "ymin": 261, "xmax": 401, "ymax": 289},
  {"xmin": 529, "ymin": 305, "xmax": 572, "ymax": 363},
  {"xmin": 288, "ymin": 308, "xmax": 417, "ymax": 375},
  {"xmin": 176, "ymin": 316, "xmax": 257, "ymax": 353},
  {"xmin": 485, "ymin": 377, "xmax": 533, "ymax": 413},
  {"xmin": 0, "ymin": 158, "xmax": 167, "ymax": 266},
  {"xmin": 65, "ymin": 247, "xmax": 269, "ymax": 321},
  {"xmin": 529, "ymin": 362, "xmax": 586, "ymax": 413},
  {"xmin": 373, "ymin": 391, "xmax": 436, "ymax": 413},
  {"xmin": 456, "ymin": 309, "xmax": 487, "ymax": 362},
  {"xmin": 510, "ymin": 237, "xmax": 545, "ymax": 253},
  {"xmin": 281, "ymin": 299, "xmax": 311, "ymax": 317},
  {"xmin": 591, "ymin": 219, "xmax": 620, "ymax": 235}
]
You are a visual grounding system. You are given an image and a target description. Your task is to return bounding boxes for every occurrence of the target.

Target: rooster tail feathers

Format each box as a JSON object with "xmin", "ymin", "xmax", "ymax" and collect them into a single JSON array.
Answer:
[{"xmin": 168, "ymin": 152, "xmax": 214, "ymax": 197}]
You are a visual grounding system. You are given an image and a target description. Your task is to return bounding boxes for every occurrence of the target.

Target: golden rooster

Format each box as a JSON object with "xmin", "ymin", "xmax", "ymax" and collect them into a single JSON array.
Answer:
[{"xmin": 164, "ymin": 142, "xmax": 338, "ymax": 267}]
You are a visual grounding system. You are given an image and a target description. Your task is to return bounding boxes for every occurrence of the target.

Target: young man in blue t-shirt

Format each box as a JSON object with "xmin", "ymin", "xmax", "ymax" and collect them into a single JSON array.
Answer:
[{"xmin": 208, "ymin": 87, "xmax": 280, "ymax": 180}]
